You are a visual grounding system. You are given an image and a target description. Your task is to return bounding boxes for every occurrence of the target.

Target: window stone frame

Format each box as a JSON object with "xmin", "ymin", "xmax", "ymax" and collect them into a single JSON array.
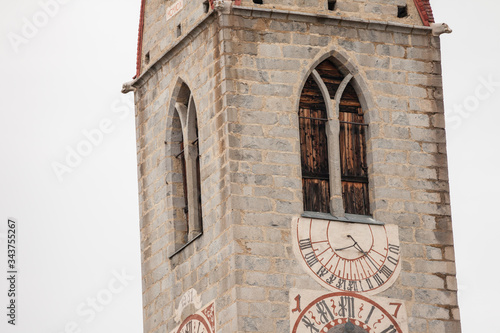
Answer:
[
  {"xmin": 298, "ymin": 54, "xmax": 381, "ymax": 225},
  {"xmin": 166, "ymin": 79, "xmax": 203, "ymax": 258}
]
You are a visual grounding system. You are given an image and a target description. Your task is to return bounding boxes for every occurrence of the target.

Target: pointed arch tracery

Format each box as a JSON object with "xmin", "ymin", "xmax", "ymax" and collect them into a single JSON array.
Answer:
[
  {"xmin": 299, "ymin": 59, "xmax": 370, "ymax": 217},
  {"xmin": 166, "ymin": 81, "xmax": 203, "ymax": 255}
]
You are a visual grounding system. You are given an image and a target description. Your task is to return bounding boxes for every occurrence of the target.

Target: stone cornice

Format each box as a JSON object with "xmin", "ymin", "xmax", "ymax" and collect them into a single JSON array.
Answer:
[
  {"xmin": 233, "ymin": 5, "xmax": 433, "ymax": 34},
  {"xmin": 126, "ymin": 5, "xmax": 433, "ymax": 91}
]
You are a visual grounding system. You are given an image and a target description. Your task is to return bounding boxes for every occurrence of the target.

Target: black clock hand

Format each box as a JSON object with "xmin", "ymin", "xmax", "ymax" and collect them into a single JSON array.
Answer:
[
  {"xmin": 358, "ymin": 249, "xmax": 379, "ymax": 271},
  {"xmin": 348, "ymin": 236, "xmax": 380, "ymax": 271},
  {"xmin": 335, "ymin": 236, "xmax": 381, "ymax": 271},
  {"xmin": 334, "ymin": 235, "xmax": 358, "ymax": 251},
  {"xmin": 335, "ymin": 244, "xmax": 356, "ymax": 251}
]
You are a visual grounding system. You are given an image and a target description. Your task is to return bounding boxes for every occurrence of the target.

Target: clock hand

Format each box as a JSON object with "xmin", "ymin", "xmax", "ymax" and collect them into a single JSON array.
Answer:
[
  {"xmin": 335, "ymin": 236, "xmax": 381, "ymax": 271},
  {"xmin": 348, "ymin": 235, "xmax": 368, "ymax": 256},
  {"xmin": 349, "ymin": 236, "xmax": 380, "ymax": 271},
  {"xmin": 335, "ymin": 244, "xmax": 356, "ymax": 251},
  {"xmin": 334, "ymin": 235, "xmax": 357, "ymax": 251},
  {"xmin": 356, "ymin": 245, "xmax": 379, "ymax": 271}
]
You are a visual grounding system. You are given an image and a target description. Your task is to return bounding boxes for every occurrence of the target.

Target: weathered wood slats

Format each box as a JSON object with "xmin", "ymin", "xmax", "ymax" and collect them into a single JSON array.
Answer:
[
  {"xmin": 340, "ymin": 97, "xmax": 369, "ymax": 215},
  {"xmin": 299, "ymin": 74, "xmax": 330, "ymax": 213},
  {"xmin": 299, "ymin": 106, "xmax": 330, "ymax": 213},
  {"xmin": 316, "ymin": 59, "xmax": 344, "ymax": 98},
  {"xmin": 302, "ymin": 178, "xmax": 330, "ymax": 213},
  {"xmin": 300, "ymin": 76, "xmax": 328, "ymax": 110}
]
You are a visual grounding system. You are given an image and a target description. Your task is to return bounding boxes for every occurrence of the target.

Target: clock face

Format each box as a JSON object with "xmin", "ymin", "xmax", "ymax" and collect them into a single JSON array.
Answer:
[
  {"xmin": 171, "ymin": 302, "xmax": 215, "ymax": 333},
  {"xmin": 176, "ymin": 314, "xmax": 212, "ymax": 333},
  {"xmin": 293, "ymin": 218, "xmax": 401, "ymax": 294},
  {"xmin": 290, "ymin": 289, "xmax": 408, "ymax": 333}
]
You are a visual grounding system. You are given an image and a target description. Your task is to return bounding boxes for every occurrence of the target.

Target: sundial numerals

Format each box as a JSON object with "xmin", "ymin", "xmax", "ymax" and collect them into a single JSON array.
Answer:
[{"xmin": 293, "ymin": 218, "xmax": 402, "ymax": 294}]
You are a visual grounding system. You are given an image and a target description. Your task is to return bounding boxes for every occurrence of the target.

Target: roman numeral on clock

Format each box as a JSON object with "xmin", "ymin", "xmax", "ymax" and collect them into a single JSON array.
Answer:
[
  {"xmin": 364, "ymin": 305, "xmax": 375, "ymax": 324},
  {"xmin": 379, "ymin": 265, "xmax": 393, "ymax": 278},
  {"xmin": 185, "ymin": 321, "xmax": 192, "ymax": 333},
  {"xmin": 315, "ymin": 300, "xmax": 335, "ymax": 324},
  {"xmin": 366, "ymin": 277, "xmax": 373, "ymax": 289},
  {"xmin": 347, "ymin": 280, "xmax": 358, "ymax": 291},
  {"xmin": 301, "ymin": 314, "xmax": 320, "ymax": 333},
  {"xmin": 388, "ymin": 244, "xmax": 400, "ymax": 255},
  {"xmin": 338, "ymin": 296, "xmax": 354, "ymax": 318},
  {"xmin": 381, "ymin": 325, "xmax": 397, "ymax": 333},
  {"xmin": 373, "ymin": 273, "xmax": 384, "ymax": 286},
  {"xmin": 305, "ymin": 252, "xmax": 319, "ymax": 267},
  {"xmin": 299, "ymin": 238, "xmax": 313, "ymax": 250},
  {"xmin": 387, "ymin": 255, "xmax": 398, "ymax": 266},
  {"xmin": 336, "ymin": 278, "xmax": 346, "ymax": 290},
  {"xmin": 326, "ymin": 274, "xmax": 337, "ymax": 285},
  {"xmin": 316, "ymin": 266, "xmax": 329, "ymax": 278}
]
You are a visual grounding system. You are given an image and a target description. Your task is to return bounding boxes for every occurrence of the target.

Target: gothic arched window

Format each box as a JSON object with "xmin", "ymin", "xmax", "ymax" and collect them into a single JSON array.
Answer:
[
  {"xmin": 167, "ymin": 83, "xmax": 203, "ymax": 255},
  {"xmin": 299, "ymin": 59, "xmax": 370, "ymax": 217}
]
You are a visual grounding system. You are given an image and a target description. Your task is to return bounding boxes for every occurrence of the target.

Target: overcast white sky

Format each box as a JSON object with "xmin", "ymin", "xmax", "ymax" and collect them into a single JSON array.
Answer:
[{"xmin": 0, "ymin": 1, "xmax": 499, "ymax": 332}]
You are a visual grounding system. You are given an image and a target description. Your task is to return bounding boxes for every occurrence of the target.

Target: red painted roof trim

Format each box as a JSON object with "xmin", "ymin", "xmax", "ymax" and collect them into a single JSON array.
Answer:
[
  {"xmin": 413, "ymin": 0, "xmax": 435, "ymax": 26},
  {"xmin": 134, "ymin": 0, "xmax": 147, "ymax": 79}
]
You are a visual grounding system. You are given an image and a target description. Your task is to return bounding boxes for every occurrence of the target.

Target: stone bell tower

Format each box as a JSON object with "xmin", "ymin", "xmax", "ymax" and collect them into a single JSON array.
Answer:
[{"xmin": 123, "ymin": 0, "xmax": 460, "ymax": 332}]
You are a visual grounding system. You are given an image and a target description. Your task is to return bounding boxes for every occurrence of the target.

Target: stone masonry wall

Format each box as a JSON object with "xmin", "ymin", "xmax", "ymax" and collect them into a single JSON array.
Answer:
[
  {"xmin": 220, "ymin": 8, "xmax": 460, "ymax": 333},
  {"xmin": 139, "ymin": 0, "xmax": 425, "ymax": 83},
  {"xmin": 237, "ymin": 0, "xmax": 423, "ymax": 26},
  {"xmin": 140, "ymin": 0, "xmax": 210, "ymax": 75},
  {"xmin": 133, "ymin": 3, "xmax": 460, "ymax": 333},
  {"xmin": 134, "ymin": 12, "xmax": 241, "ymax": 333}
]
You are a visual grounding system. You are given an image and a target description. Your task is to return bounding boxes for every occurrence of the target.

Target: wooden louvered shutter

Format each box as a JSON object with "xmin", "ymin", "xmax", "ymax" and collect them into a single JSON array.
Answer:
[
  {"xmin": 339, "ymin": 85, "xmax": 370, "ymax": 215},
  {"xmin": 299, "ymin": 76, "xmax": 330, "ymax": 213}
]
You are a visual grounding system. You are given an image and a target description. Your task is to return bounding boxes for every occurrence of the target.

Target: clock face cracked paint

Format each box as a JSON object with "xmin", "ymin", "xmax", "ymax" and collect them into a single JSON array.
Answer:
[
  {"xmin": 292, "ymin": 217, "xmax": 401, "ymax": 295},
  {"xmin": 171, "ymin": 302, "xmax": 215, "ymax": 333},
  {"xmin": 290, "ymin": 289, "xmax": 408, "ymax": 333}
]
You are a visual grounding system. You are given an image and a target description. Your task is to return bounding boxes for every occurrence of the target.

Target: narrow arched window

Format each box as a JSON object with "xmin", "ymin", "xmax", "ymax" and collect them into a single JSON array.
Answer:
[
  {"xmin": 167, "ymin": 83, "xmax": 203, "ymax": 255},
  {"xmin": 299, "ymin": 75, "xmax": 330, "ymax": 213},
  {"xmin": 299, "ymin": 59, "xmax": 369, "ymax": 217},
  {"xmin": 338, "ymin": 78, "xmax": 369, "ymax": 216}
]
